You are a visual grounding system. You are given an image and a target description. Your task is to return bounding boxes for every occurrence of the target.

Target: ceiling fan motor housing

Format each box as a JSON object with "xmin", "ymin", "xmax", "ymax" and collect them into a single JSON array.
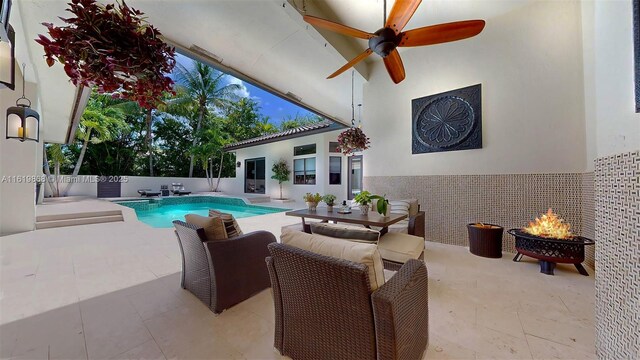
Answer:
[{"xmin": 369, "ymin": 27, "xmax": 401, "ymax": 58}]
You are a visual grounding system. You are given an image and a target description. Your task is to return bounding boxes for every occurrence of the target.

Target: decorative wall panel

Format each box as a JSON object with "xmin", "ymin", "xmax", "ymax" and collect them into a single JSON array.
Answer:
[
  {"xmin": 594, "ymin": 150, "xmax": 639, "ymax": 359},
  {"xmin": 412, "ymin": 84, "xmax": 482, "ymax": 154},
  {"xmin": 365, "ymin": 172, "xmax": 595, "ymax": 268}
]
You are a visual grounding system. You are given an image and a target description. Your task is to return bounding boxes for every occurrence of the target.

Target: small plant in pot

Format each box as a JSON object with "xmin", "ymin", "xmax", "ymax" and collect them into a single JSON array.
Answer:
[
  {"xmin": 353, "ymin": 191, "xmax": 373, "ymax": 215},
  {"xmin": 322, "ymin": 194, "xmax": 337, "ymax": 212},
  {"xmin": 303, "ymin": 192, "xmax": 322, "ymax": 211},
  {"xmin": 271, "ymin": 159, "xmax": 291, "ymax": 200},
  {"xmin": 370, "ymin": 194, "xmax": 390, "ymax": 217}
]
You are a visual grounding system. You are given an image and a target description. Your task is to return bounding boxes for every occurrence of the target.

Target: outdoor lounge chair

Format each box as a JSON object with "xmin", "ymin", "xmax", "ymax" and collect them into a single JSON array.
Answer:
[
  {"xmin": 171, "ymin": 183, "xmax": 191, "ymax": 196},
  {"xmin": 266, "ymin": 241, "xmax": 429, "ymax": 360},
  {"xmin": 137, "ymin": 189, "xmax": 160, "ymax": 197},
  {"xmin": 173, "ymin": 220, "xmax": 276, "ymax": 313}
]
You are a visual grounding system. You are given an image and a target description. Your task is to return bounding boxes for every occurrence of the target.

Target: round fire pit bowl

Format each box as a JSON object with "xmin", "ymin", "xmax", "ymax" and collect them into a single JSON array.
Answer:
[{"xmin": 507, "ymin": 229, "xmax": 595, "ymax": 276}]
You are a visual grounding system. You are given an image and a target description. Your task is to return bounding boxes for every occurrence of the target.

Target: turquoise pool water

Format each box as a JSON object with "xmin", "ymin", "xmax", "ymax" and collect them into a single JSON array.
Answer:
[{"xmin": 114, "ymin": 196, "xmax": 287, "ymax": 228}]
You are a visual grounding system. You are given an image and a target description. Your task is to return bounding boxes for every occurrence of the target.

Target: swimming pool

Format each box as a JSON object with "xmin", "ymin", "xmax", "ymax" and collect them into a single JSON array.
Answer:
[{"xmin": 114, "ymin": 196, "xmax": 288, "ymax": 228}]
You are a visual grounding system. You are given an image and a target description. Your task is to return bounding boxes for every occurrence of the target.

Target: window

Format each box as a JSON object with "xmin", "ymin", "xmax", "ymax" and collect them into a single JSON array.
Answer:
[
  {"xmin": 329, "ymin": 156, "xmax": 341, "ymax": 185},
  {"xmin": 329, "ymin": 142, "xmax": 340, "ymax": 153},
  {"xmin": 294, "ymin": 158, "xmax": 316, "ymax": 184},
  {"xmin": 294, "ymin": 144, "xmax": 316, "ymax": 156}
]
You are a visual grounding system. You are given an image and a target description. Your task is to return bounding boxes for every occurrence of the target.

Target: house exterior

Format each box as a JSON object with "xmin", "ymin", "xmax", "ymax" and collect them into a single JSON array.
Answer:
[{"xmin": 224, "ymin": 121, "xmax": 363, "ymax": 204}]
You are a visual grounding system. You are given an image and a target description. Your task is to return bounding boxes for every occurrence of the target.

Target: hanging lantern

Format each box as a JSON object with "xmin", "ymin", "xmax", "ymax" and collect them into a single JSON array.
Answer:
[{"xmin": 6, "ymin": 64, "xmax": 39, "ymax": 142}]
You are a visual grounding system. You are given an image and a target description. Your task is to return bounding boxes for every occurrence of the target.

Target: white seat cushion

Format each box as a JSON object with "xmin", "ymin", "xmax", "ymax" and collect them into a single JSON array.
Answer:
[
  {"xmin": 387, "ymin": 219, "xmax": 410, "ymax": 234},
  {"xmin": 281, "ymin": 228, "xmax": 386, "ymax": 291},
  {"xmin": 378, "ymin": 232, "xmax": 425, "ymax": 264}
]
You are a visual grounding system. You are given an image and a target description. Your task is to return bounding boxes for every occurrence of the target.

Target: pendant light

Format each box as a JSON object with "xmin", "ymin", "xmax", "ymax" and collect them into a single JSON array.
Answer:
[{"xmin": 6, "ymin": 63, "xmax": 39, "ymax": 142}]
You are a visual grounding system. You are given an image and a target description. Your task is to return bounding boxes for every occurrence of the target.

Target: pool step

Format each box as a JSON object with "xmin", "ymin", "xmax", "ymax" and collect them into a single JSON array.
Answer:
[
  {"xmin": 245, "ymin": 196, "xmax": 271, "ymax": 204},
  {"xmin": 36, "ymin": 210, "xmax": 124, "ymax": 230}
]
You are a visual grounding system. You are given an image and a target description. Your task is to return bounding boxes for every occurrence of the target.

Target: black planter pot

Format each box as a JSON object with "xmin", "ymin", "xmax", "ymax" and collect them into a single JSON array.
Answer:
[{"xmin": 467, "ymin": 223, "xmax": 504, "ymax": 258}]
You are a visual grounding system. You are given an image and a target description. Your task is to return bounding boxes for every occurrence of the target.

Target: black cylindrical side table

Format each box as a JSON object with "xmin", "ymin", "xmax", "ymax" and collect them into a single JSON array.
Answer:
[{"xmin": 467, "ymin": 223, "xmax": 504, "ymax": 258}]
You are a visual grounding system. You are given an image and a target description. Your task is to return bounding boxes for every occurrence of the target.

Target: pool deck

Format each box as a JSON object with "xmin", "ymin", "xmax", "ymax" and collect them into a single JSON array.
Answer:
[{"xmin": 2, "ymin": 195, "xmax": 596, "ymax": 359}]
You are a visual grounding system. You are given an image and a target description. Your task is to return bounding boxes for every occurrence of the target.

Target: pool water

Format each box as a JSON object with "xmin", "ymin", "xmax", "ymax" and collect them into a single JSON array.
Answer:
[{"xmin": 115, "ymin": 197, "xmax": 287, "ymax": 228}]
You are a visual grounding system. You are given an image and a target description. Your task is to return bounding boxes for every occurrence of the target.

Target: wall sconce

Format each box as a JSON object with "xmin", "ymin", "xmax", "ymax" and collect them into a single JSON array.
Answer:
[
  {"xmin": 6, "ymin": 64, "xmax": 39, "ymax": 142},
  {"xmin": 0, "ymin": 24, "xmax": 15, "ymax": 89},
  {"xmin": 236, "ymin": 161, "xmax": 241, "ymax": 168}
]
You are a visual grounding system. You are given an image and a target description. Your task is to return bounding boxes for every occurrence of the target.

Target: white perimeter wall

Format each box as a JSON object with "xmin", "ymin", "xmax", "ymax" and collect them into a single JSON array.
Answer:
[
  {"xmin": 43, "ymin": 176, "xmax": 238, "ymax": 198},
  {"xmin": 229, "ymin": 130, "xmax": 349, "ymax": 203},
  {"xmin": 582, "ymin": 0, "xmax": 640, "ymax": 168},
  {"xmin": 362, "ymin": 0, "xmax": 587, "ymax": 176}
]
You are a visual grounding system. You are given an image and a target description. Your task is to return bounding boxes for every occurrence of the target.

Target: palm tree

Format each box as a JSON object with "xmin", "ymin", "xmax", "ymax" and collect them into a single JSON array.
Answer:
[
  {"xmin": 173, "ymin": 61, "xmax": 240, "ymax": 177},
  {"xmin": 62, "ymin": 93, "xmax": 127, "ymax": 196},
  {"xmin": 43, "ymin": 143, "xmax": 68, "ymax": 197}
]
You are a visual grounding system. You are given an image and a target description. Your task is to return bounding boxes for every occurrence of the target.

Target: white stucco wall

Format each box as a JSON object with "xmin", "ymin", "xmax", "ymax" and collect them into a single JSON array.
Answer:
[
  {"xmin": 0, "ymin": 79, "xmax": 40, "ymax": 235},
  {"xmin": 582, "ymin": 0, "xmax": 640, "ymax": 169},
  {"xmin": 362, "ymin": 0, "xmax": 587, "ymax": 176},
  {"xmin": 230, "ymin": 130, "xmax": 349, "ymax": 204}
]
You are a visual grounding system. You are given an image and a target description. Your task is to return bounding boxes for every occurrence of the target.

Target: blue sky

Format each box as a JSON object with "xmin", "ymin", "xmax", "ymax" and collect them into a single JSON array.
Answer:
[{"xmin": 174, "ymin": 53, "xmax": 315, "ymax": 127}]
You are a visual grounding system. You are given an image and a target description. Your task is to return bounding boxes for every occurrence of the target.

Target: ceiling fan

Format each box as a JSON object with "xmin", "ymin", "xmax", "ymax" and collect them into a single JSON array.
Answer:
[{"xmin": 303, "ymin": 0, "xmax": 485, "ymax": 84}]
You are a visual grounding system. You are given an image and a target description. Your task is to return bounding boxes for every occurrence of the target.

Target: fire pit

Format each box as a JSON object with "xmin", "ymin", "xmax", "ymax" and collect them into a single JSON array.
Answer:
[{"xmin": 508, "ymin": 209, "xmax": 595, "ymax": 276}]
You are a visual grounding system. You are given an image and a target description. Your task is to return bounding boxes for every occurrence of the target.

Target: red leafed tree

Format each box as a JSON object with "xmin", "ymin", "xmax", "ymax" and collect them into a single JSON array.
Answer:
[{"xmin": 35, "ymin": 0, "xmax": 176, "ymax": 109}]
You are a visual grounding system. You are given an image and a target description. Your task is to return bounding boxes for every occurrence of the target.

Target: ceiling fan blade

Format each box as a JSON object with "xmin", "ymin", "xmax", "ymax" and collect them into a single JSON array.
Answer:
[
  {"xmin": 386, "ymin": 0, "xmax": 423, "ymax": 34},
  {"xmin": 328, "ymin": 49, "xmax": 373, "ymax": 79},
  {"xmin": 399, "ymin": 20, "xmax": 486, "ymax": 47},
  {"xmin": 383, "ymin": 49, "xmax": 406, "ymax": 84},
  {"xmin": 304, "ymin": 15, "xmax": 373, "ymax": 39}
]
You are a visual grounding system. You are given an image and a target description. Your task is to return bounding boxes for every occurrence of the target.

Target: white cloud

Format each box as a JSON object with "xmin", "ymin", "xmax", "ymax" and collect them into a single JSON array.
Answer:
[{"xmin": 228, "ymin": 77, "xmax": 250, "ymax": 98}]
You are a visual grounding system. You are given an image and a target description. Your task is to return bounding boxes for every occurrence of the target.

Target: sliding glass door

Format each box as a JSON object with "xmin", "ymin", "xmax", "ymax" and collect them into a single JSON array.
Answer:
[
  {"xmin": 245, "ymin": 158, "xmax": 265, "ymax": 194},
  {"xmin": 348, "ymin": 155, "xmax": 363, "ymax": 200}
]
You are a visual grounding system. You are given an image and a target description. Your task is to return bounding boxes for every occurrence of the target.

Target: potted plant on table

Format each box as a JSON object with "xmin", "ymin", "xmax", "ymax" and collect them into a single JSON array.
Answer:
[
  {"xmin": 322, "ymin": 194, "xmax": 337, "ymax": 212},
  {"xmin": 353, "ymin": 191, "xmax": 373, "ymax": 215},
  {"xmin": 370, "ymin": 194, "xmax": 390, "ymax": 217},
  {"xmin": 303, "ymin": 192, "xmax": 322, "ymax": 211}
]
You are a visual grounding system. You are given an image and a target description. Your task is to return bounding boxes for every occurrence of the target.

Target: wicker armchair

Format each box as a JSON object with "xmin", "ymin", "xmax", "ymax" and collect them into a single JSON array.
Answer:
[
  {"xmin": 266, "ymin": 242, "xmax": 429, "ymax": 360},
  {"xmin": 173, "ymin": 220, "xmax": 276, "ymax": 314},
  {"xmin": 408, "ymin": 210, "xmax": 426, "ymax": 240}
]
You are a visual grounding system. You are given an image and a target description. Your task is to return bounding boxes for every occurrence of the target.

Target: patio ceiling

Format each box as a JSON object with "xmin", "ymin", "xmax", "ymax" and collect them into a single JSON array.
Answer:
[
  {"xmin": 15, "ymin": 0, "xmax": 533, "ymax": 142},
  {"xmin": 303, "ymin": 0, "xmax": 534, "ymax": 61},
  {"xmin": 124, "ymin": 0, "xmax": 366, "ymax": 126}
]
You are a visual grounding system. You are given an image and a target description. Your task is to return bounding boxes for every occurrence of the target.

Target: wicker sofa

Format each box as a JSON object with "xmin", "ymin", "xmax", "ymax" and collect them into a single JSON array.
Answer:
[
  {"xmin": 266, "ymin": 240, "xmax": 429, "ymax": 360},
  {"xmin": 173, "ymin": 220, "xmax": 276, "ymax": 313}
]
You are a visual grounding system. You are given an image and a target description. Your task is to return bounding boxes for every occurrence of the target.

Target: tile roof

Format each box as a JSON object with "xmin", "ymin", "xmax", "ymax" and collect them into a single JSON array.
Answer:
[{"xmin": 224, "ymin": 120, "xmax": 346, "ymax": 151}]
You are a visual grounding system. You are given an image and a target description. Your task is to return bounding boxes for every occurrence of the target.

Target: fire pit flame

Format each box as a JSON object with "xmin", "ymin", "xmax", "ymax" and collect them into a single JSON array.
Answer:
[{"xmin": 523, "ymin": 208, "xmax": 573, "ymax": 239}]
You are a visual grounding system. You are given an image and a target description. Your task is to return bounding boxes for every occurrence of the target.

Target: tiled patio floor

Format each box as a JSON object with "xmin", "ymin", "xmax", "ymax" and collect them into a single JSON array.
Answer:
[{"xmin": 0, "ymin": 203, "xmax": 595, "ymax": 359}]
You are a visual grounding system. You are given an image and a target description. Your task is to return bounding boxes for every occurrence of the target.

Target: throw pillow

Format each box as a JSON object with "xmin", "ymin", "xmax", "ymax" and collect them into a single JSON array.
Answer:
[
  {"xmin": 209, "ymin": 209, "xmax": 243, "ymax": 238},
  {"xmin": 184, "ymin": 214, "xmax": 228, "ymax": 241}
]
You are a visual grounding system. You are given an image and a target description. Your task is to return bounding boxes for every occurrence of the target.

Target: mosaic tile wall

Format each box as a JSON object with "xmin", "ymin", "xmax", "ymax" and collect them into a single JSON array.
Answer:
[
  {"xmin": 364, "ymin": 173, "xmax": 595, "ymax": 268},
  {"xmin": 582, "ymin": 172, "xmax": 596, "ymax": 268},
  {"xmin": 594, "ymin": 150, "xmax": 639, "ymax": 359}
]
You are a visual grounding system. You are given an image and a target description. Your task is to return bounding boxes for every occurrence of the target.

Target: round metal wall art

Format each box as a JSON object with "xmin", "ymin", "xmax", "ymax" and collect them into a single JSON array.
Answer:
[
  {"xmin": 414, "ymin": 96, "xmax": 475, "ymax": 149},
  {"xmin": 411, "ymin": 84, "xmax": 482, "ymax": 154}
]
